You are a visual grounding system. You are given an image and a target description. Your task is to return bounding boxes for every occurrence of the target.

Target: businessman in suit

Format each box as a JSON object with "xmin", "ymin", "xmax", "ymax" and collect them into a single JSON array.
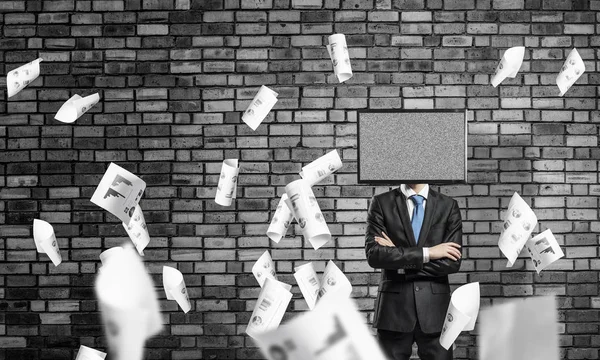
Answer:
[{"xmin": 365, "ymin": 184, "xmax": 462, "ymax": 360}]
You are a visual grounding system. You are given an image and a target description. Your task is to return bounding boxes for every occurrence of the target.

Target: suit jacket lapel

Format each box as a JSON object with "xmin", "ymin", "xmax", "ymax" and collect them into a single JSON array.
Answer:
[
  {"xmin": 417, "ymin": 189, "xmax": 437, "ymax": 247},
  {"xmin": 395, "ymin": 189, "xmax": 417, "ymax": 247}
]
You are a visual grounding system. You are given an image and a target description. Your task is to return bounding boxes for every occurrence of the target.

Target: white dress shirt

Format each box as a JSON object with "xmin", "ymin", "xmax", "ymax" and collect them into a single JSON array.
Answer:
[{"xmin": 400, "ymin": 184, "xmax": 430, "ymax": 263}]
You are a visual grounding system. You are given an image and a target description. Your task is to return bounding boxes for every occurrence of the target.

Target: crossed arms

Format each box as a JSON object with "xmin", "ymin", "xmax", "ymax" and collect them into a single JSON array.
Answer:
[{"xmin": 365, "ymin": 195, "xmax": 463, "ymax": 279}]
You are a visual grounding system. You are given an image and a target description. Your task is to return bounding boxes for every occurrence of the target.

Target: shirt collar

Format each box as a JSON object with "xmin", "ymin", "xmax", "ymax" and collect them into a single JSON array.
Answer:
[{"xmin": 400, "ymin": 184, "xmax": 429, "ymax": 200}]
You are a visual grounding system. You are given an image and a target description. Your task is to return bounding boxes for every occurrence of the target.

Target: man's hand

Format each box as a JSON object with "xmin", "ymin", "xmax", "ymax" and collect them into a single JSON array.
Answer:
[
  {"xmin": 374, "ymin": 232, "xmax": 395, "ymax": 247},
  {"xmin": 429, "ymin": 242, "xmax": 462, "ymax": 261}
]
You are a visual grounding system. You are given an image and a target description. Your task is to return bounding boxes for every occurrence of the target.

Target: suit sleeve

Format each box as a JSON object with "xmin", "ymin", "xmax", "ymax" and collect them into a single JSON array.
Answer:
[
  {"xmin": 365, "ymin": 195, "xmax": 424, "ymax": 270},
  {"xmin": 404, "ymin": 199, "xmax": 463, "ymax": 280}
]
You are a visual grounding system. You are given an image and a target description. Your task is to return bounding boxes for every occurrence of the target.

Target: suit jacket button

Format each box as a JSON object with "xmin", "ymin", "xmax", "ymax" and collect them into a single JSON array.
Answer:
[{"xmin": 415, "ymin": 286, "xmax": 420, "ymax": 291}]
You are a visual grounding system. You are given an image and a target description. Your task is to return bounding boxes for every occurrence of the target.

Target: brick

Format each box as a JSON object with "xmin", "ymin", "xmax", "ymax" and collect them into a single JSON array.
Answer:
[
  {"xmin": 442, "ymin": 36, "xmax": 473, "ymax": 47},
  {"xmin": 1, "ymin": 2, "xmax": 599, "ymax": 358},
  {"xmin": 493, "ymin": 0, "xmax": 524, "ymax": 8},
  {"xmin": 391, "ymin": 35, "xmax": 423, "ymax": 46}
]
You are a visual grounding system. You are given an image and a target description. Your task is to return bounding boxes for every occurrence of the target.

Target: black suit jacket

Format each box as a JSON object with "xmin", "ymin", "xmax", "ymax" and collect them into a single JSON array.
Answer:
[{"xmin": 365, "ymin": 187, "xmax": 462, "ymax": 334}]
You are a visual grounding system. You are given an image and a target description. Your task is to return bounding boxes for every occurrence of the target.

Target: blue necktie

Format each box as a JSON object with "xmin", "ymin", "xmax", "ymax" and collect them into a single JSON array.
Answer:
[{"xmin": 410, "ymin": 195, "xmax": 425, "ymax": 243}]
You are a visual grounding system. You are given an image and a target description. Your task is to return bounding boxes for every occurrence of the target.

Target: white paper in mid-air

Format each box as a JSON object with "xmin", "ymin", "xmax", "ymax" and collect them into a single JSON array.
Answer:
[
  {"xmin": 7, "ymin": 58, "xmax": 43, "ymax": 98},
  {"xmin": 90, "ymin": 163, "xmax": 146, "ymax": 225},
  {"xmin": 499, "ymin": 193, "xmax": 537, "ymax": 267},
  {"xmin": 75, "ymin": 345, "xmax": 107, "ymax": 360},
  {"xmin": 122, "ymin": 206, "xmax": 150, "ymax": 256},
  {"xmin": 99, "ymin": 246, "xmax": 124, "ymax": 266},
  {"xmin": 285, "ymin": 179, "xmax": 331, "ymax": 250},
  {"xmin": 162, "ymin": 266, "xmax": 192, "ymax": 313},
  {"xmin": 524, "ymin": 229, "xmax": 564, "ymax": 274},
  {"xmin": 242, "ymin": 85, "xmax": 278, "ymax": 130},
  {"xmin": 246, "ymin": 277, "xmax": 293, "ymax": 339},
  {"xmin": 556, "ymin": 48, "xmax": 585, "ymax": 96},
  {"xmin": 252, "ymin": 250, "xmax": 278, "ymax": 288},
  {"xmin": 54, "ymin": 93, "xmax": 100, "ymax": 123},
  {"xmin": 294, "ymin": 262, "xmax": 321, "ymax": 310},
  {"xmin": 317, "ymin": 260, "xmax": 352, "ymax": 302},
  {"xmin": 33, "ymin": 219, "xmax": 62, "ymax": 266},
  {"xmin": 267, "ymin": 194, "xmax": 295, "ymax": 243},
  {"xmin": 295, "ymin": 261, "xmax": 352, "ymax": 310},
  {"xmin": 253, "ymin": 295, "xmax": 387, "ymax": 360},
  {"xmin": 95, "ymin": 246, "xmax": 162, "ymax": 360},
  {"xmin": 478, "ymin": 296, "xmax": 559, "ymax": 360},
  {"xmin": 300, "ymin": 149, "xmax": 343, "ymax": 186},
  {"xmin": 326, "ymin": 34, "xmax": 352, "ymax": 83},
  {"xmin": 439, "ymin": 282, "xmax": 480, "ymax": 350},
  {"xmin": 215, "ymin": 159, "xmax": 239, "ymax": 206},
  {"xmin": 490, "ymin": 46, "xmax": 525, "ymax": 87}
]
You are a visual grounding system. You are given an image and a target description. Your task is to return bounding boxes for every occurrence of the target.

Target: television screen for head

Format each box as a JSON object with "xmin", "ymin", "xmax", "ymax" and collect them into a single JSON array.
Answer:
[{"xmin": 357, "ymin": 110, "xmax": 468, "ymax": 184}]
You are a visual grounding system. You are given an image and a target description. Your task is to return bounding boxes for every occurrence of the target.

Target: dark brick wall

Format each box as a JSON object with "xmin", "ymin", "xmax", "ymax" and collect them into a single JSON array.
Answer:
[{"xmin": 1, "ymin": 0, "xmax": 599, "ymax": 359}]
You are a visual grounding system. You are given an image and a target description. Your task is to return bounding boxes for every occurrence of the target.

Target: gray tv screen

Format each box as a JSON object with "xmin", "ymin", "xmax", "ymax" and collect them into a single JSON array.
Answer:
[{"xmin": 357, "ymin": 110, "xmax": 468, "ymax": 184}]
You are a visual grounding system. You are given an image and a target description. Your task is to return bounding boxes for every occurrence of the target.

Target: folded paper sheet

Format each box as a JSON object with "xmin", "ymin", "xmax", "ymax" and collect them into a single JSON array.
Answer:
[
  {"xmin": 215, "ymin": 159, "xmax": 239, "ymax": 206},
  {"xmin": 91, "ymin": 163, "xmax": 146, "ymax": 225},
  {"xmin": 267, "ymin": 194, "xmax": 294, "ymax": 243},
  {"xmin": 122, "ymin": 206, "xmax": 150, "ymax": 256},
  {"xmin": 75, "ymin": 345, "xmax": 107, "ymax": 360},
  {"xmin": 326, "ymin": 34, "xmax": 352, "ymax": 83},
  {"xmin": 556, "ymin": 48, "xmax": 585, "ymax": 96},
  {"xmin": 300, "ymin": 149, "xmax": 343, "ymax": 186},
  {"xmin": 285, "ymin": 179, "xmax": 331, "ymax": 250},
  {"xmin": 242, "ymin": 85, "xmax": 278, "ymax": 130},
  {"xmin": 439, "ymin": 282, "xmax": 480, "ymax": 350},
  {"xmin": 33, "ymin": 219, "xmax": 62, "ymax": 266},
  {"xmin": 99, "ymin": 247, "xmax": 124, "ymax": 266},
  {"xmin": 54, "ymin": 93, "xmax": 100, "ymax": 123},
  {"xmin": 525, "ymin": 229, "xmax": 564, "ymax": 274},
  {"xmin": 295, "ymin": 261, "xmax": 352, "ymax": 310},
  {"xmin": 294, "ymin": 262, "xmax": 321, "ymax": 310},
  {"xmin": 499, "ymin": 193, "xmax": 537, "ymax": 267},
  {"xmin": 7, "ymin": 58, "xmax": 43, "ymax": 98},
  {"xmin": 253, "ymin": 295, "xmax": 387, "ymax": 360},
  {"xmin": 252, "ymin": 250, "xmax": 277, "ymax": 287},
  {"xmin": 491, "ymin": 46, "xmax": 525, "ymax": 87},
  {"xmin": 163, "ymin": 266, "xmax": 192, "ymax": 313},
  {"xmin": 246, "ymin": 277, "xmax": 293, "ymax": 339},
  {"xmin": 95, "ymin": 246, "xmax": 162, "ymax": 360},
  {"xmin": 478, "ymin": 296, "xmax": 559, "ymax": 360},
  {"xmin": 317, "ymin": 260, "xmax": 352, "ymax": 302}
]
